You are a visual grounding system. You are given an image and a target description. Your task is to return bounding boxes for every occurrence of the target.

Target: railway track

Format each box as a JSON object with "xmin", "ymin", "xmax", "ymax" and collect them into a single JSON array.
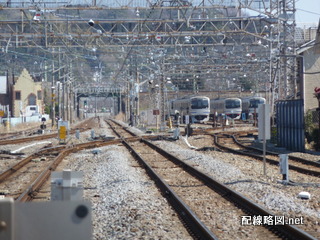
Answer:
[
  {"xmin": 182, "ymin": 123, "xmax": 258, "ymax": 137},
  {"xmin": 0, "ymin": 139, "xmax": 122, "ymax": 201},
  {"xmin": 0, "ymin": 120, "xmax": 159, "ymax": 202},
  {"xmin": 107, "ymin": 119, "xmax": 316, "ymax": 240},
  {"xmin": 0, "ymin": 126, "xmax": 41, "ymax": 140},
  {"xmin": 0, "ymin": 117, "xmax": 97, "ymax": 146},
  {"xmin": 0, "ymin": 127, "xmax": 91, "ymax": 146},
  {"xmin": 1, "ymin": 118, "xmax": 317, "ymax": 239},
  {"xmin": 214, "ymin": 134, "xmax": 320, "ymax": 178}
]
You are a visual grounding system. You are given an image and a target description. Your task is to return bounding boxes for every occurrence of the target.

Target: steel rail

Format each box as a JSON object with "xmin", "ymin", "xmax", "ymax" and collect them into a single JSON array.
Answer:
[
  {"xmin": 0, "ymin": 127, "xmax": 90, "ymax": 145},
  {"xmin": 106, "ymin": 119, "xmax": 217, "ymax": 239},
  {"xmin": 120, "ymin": 138, "xmax": 218, "ymax": 240},
  {"xmin": 16, "ymin": 148, "xmax": 71, "ymax": 202},
  {"xmin": 103, "ymin": 121, "xmax": 317, "ymax": 239},
  {"xmin": 0, "ymin": 134, "xmax": 152, "ymax": 183},
  {"xmin": 0, "ymin": 127, "xmax": 40, "ymax": 139},
  {"xmin": 232, "ymin": 135, "xmax": 320, "ymax": 168},
  {"xmin": 214, "ymin": 134, "xmax": 320, "ymax": 177},
  {"xmin": 140, "ymin": 138, "xmax": 317, "ymax": 240},
  {"xmin": 0, "ymin": 146, "xmax": 64, "ymax": 183},
  {"xmin": 14, "ymin": 138, "xmax": 123, "ymax": 202},
  {"xmin": 14, "ymin": 136, "xmax": 158, "ymax": 202},
  {"xmin": 108, "ymin": 119, "xmax": 138, "ymax": 137}
]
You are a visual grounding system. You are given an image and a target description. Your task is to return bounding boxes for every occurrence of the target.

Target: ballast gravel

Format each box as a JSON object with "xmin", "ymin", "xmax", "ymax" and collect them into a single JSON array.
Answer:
[
  {"xmin": 61, "ymin": 120, "xmax": 192, "ymax": 240},
  {"xmin": 58, "ymin": 120, "xmax": 320, "ymax": 239},
  {"xmin": 64, "ymin": 144, "xmax": 192, "ymax": 240},
  {"xmin": 156, "ymin": 139, "xmax": 319, "ymax": 218},
  {"xmin": 1, "ymin": 118, "xmax": 319, "ymax": 239}
]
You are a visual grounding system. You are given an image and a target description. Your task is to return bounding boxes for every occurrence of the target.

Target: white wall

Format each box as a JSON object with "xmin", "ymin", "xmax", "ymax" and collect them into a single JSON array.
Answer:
[{"xmin": 1, "ymin": 114, "xmax": 49, "ymax": 126}]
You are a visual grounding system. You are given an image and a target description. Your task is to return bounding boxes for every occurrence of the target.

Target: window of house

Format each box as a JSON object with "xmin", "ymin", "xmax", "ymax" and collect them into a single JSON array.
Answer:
[
  {"xmin": 28, "ymin": 94, "xmax": 36, "ymax": 105},
  {"xmin": 37, "ymin": 90, "xmax": 42, "ymax": 100},
  {"xmin": 15, "ymin": 91, "xmax": 21, "ymax": 100}
]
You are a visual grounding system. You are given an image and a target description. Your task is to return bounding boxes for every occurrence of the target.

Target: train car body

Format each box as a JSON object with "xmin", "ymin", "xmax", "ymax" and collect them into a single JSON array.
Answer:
[
  {"xmin": 242, "ymin": 96, "xmax": 266, "ymax": 117},
  {"xmin": 169, "ymin": 95, "xmax": 210, "ymax": 123},
  {"xmin": 210, "ymin": 98, "xmax": 242, "ymax": 119}
]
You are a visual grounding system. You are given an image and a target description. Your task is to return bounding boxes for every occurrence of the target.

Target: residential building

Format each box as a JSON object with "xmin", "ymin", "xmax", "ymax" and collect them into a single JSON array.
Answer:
[
  {"xmin": 297, "ymin": 21, "xmax": 320, "ymax": 113},
  {"xmin": 11, "ymin": 68, "xmax": 43, "ymax": 117}
]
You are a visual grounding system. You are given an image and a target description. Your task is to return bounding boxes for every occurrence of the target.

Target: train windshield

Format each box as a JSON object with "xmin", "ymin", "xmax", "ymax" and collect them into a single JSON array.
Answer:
[
  {"xmin": 191, "ymin": 98, "xmax": 209, "ymax": 109},
  {"xmin": 225, "ymin": 99, "xmax": 241, "ymax": 109},
  {"xmin": 249, "ymin": 99, "xmax": 264, "ymax": 108}
]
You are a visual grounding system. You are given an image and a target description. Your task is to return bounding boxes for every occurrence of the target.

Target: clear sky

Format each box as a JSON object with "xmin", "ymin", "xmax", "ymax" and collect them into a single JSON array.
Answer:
[{"xmin": 295, "ymin": 0, "xmax": 320, "ymax": 28}]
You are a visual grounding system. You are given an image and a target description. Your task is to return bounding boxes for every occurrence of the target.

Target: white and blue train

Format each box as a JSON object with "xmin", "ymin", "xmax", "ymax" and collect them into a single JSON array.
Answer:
[
  {"xmin": 169, "ymin": 95, "xmax": 210, "ymax": 123},
  {"xmin": 210, "ymin": 97, "xmax": 242, "ymax": 120},
  {"xmin": 241, "ymin": 96, "xmax": 266, "ymax": 118}
]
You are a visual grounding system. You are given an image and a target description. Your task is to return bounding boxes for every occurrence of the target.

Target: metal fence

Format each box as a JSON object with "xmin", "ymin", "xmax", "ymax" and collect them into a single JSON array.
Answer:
[{"xmin": 276, "ymin": 99, "xmax": 305, "ymax": 152}]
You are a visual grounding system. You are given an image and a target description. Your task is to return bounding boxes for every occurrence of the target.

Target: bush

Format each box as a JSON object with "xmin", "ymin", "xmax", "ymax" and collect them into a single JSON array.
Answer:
[
  {"xmin": 311, "ymin": 128, "xmax": 320, "ymax": 150},
  {"xmin": 44, "ymin": 105, "xmax": 50, "ymax": 115},
  {"xmin": 270, "ymin": 126, "xmax": 277, "ymax": 144},
  {"xmin": 305, "ymin": 110, "xmax": 320, "ymax": 150}
]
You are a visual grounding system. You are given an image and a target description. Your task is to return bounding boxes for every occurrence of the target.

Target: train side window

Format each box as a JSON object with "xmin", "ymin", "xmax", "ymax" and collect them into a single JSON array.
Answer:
[{"xmin": 191, "ymin": 99, "xmax": 208, "ymax": 109}]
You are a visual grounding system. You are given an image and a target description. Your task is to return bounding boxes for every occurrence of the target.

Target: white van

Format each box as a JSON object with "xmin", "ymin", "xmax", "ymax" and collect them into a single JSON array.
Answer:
[{"xmin": 25, "ymin": 105, "xmax": 39, "ymax": 117}]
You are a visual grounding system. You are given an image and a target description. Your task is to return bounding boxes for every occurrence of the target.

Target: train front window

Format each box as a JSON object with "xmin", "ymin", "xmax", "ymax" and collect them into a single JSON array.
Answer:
[
  {"xmin": 225, "ymin": 100, "xmax": 240, "ymax": 109},
  {"xmin": 249, "ymin": 100, "xmax": 260, "ymax": 108},
  {"xmin": 191, "ymin": 99, "xmax": 208, "ymax": 109}
]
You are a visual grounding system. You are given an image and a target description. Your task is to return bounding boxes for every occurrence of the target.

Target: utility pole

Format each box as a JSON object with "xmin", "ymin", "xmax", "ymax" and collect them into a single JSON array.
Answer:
[
  {"xmin": 119, "ymin": 87, "xmax": 122, "ymax": 114},
  {"xmin": 62, "ymin": 74, "xmax": 65, "ymax": 120},
  {"xmin": 70, "ymin": 85, "xmax": 73, "ymax": 123},
  {"xmin": 136, "ymin": 71, "xmax": 140, "ymax": 126},
  {"xmin": 160, "ymin": 58, "xmax": 166, "ymax": 127},
  {"xmin": 66, "ymin": 81, "xmax": 69, "ymax": 121},
  {"xmin": 95, "ymin": 94, "xmax": 97, "ymax": 118},
  {"xmin": 126, "ymin": 80, "xmax": 130, "ymax": 123},
  {"xmin": 51, "ymin": 60, "xmax": 55, "ymax": 127},
  {"xmin": 57, "ymin": 81, "xmax": 60, "ymax": 120},
  {"xmin": 69, "ymin": 62, "xmax": 74, "ymax": 123}
]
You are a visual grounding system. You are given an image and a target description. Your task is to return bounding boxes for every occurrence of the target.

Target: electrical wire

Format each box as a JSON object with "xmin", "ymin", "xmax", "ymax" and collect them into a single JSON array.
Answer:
[
  {"xmin": 304, "ymin": 71, "xmax": 320, "ymax": 75},
  {"xmin": 296, "ymin": 8, "xmax": 320, "ymax": 17},
  {"xmin": 112, "ymin": 6, "xmax": 158, "ymax": 82}
]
